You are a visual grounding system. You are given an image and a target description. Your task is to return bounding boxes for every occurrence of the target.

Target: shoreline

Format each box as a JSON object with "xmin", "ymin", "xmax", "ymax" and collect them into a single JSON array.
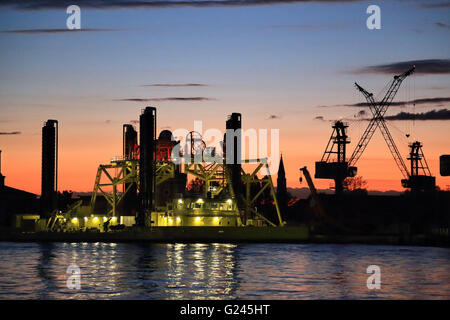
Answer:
[{"xmin": 0, "ymin": 226, "xmax": 448, "ymax": 248}]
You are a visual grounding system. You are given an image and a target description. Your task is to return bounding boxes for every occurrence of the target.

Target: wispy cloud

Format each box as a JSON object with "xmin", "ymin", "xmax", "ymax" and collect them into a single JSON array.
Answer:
[
  {"xmin": 422, "ymin": 1, "xmax": 450, "ymax": 9},
  {"xmin": 315, "ymin": 108, "xmax": 450, "ymax": 122},
  {"xmin": 384, "ymin": 108, "xmax": 450, "ymax": 121},
  {"xmin": 140, "ymin": 83, "xmax": 208, "ymax": 87},
  {"xmin": 352, "ymin": 59, "xmax": 450, "ymax": 75},
  {"xmin": 0, "ymin": 0, "xmax": 363, "ymax": 10},
  {"xmin": 436, "ymin": 22, "xmax": 450, "ymax": 29},
  {"xmin": 267, "ymin": 114, "xmax": 281, "ymax": 120},
  {"xmin": 115, "ymin": 97, "xmax": 216, "ymax": 102},
  {"xmin": 428, "ymin": 85, "xmax": 450, "ymax": 90},
  {"xmin": 268, "ymin": 22, "xmax": 352, "ymax": 31},
  {"xmin": 322, "ymin": 109, "xmax": 450, "ymax": 122},
  {"xmin": 354, "ymin": 109, "xmax": 367, "ymax": 118},
  {"xmin": 0, "ymin": 28, "xmax": 119, "ymax": 34},
  {"xmin": 319, "ymin": 97, "xmax": 450, "ymax": 108},
  {"xmin": 0, "ymin": 131, "xmax": 21, "ymax": 135}
]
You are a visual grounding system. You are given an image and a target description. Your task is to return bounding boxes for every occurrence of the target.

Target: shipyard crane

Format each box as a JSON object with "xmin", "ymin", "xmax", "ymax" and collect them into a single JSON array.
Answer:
[
  {"xmin": 315, "ymin": 121, "xmax": 357, "ymax": 194},
  {"xmin": 315, "ymin": 66, "xmax": 415, "ymax": 194},
  {"xmin": 403, "ymin": 141, "xmax": 435, "ymax": 192},
  {"xmin": 301, "ymin": 166, "xmax": 353, "ymax": 232},
  {"xmin": 300, "ymin": 167, "xmax": 325, "ymax": 218},
  {"xmin": 350, "ymin": 66, "xmax": 435, "ymax": 191},
  {"xmin": 348, "ymin": 66, "xmax": 415, "ymax": 179}
]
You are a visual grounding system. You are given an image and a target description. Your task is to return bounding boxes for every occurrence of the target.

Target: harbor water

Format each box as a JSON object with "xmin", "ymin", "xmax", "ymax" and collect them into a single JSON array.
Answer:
[{"xmin": 0, "ymin": 242, "xmax": 448, "ymax": 299}]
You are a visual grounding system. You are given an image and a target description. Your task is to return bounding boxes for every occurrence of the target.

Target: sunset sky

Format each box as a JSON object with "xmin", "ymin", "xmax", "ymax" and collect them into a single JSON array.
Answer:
[{"xmin": 0, "ymin": 0, "xmax": 449, "ymax": 195}]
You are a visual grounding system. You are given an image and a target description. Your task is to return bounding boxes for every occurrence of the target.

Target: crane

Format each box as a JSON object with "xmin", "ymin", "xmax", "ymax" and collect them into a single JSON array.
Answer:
[
  {"xmin": 403, "ymin": 141, "xmax": 435, "ymax": 192},
  {"xmin": 348, "ymin": 65, "xmax": 415, "ymax": 180},
  {"xmin": 315, "ymin": 66, "xmax": 434, "ymax": 192},
  {"xmin": 300, "ymin": 166, "xmax": 353, "ymax": 232},
  {"xmin": 300, "ymin": 166, "xmax": 325, "ymax": 218},
  {"xmin": 315, "ymin": 121, "xmax": 357, "ymax": 194},
  {"xmin": 350, "ymin": 66, "xmax": 435, "ymax": 191}
]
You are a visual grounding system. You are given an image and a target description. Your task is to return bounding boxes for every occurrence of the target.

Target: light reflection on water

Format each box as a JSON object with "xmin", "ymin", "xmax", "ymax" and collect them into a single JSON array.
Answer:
[{"xmin": 0, "ymin": 242, "xmax": 448, "ymax": 299}]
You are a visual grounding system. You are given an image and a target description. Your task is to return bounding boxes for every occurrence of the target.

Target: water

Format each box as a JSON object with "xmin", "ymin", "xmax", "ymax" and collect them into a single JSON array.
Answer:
[{"xmin": 0, "ymin": 242, "xmax": 448, "ymax": 299}]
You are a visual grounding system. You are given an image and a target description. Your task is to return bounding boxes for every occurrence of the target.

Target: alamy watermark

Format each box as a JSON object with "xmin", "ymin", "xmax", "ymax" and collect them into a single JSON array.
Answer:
[
  {"xmin": 66, "ymin": 264, "xmax": 81, "ymax": 290},
  {"xmin": 170, "ymin": 121, "xmax": 281, "ymax": 174},
  {"xmin": 66, "ymin": 4, "xmax": 381, "ymax": 31},
  {"xmin": 366, "ymin": 265, "xmax": 381, "ymax": 289},
  {"xmin": 66, "ymin": 5, "xmax": 81, "ymax": 30},
  {"xmin": 366, "ymin": 5, "xmax": 381, "ymax": 30}
]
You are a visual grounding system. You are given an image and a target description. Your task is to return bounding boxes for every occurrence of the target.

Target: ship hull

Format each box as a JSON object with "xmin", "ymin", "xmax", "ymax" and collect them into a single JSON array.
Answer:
[{"xmin": 0, "ymin": 226, "xmax": 309, "ymax": 243}]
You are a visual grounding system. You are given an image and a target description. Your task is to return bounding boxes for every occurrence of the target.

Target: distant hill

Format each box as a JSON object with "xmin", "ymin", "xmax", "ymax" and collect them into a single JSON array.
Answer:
[{"xmin": 286, "ymin": 187, "xmax": 402, "ymax": 199}]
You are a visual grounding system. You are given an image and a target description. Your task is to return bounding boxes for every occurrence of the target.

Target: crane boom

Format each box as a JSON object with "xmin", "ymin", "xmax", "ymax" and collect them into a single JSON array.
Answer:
[
  {"xmin": 376, "ymin": 66, "xmax": 415, "ymax": 118},
  {"xmin": 352, "ymin": 82, "xmax": 410, "ymax": 178},
  {"xmin": 378, "ymin": 118, "xmax": 410, "ymax": 179},
  {"xmin": 300, "ymin": 166, "xmax": 325, "ymax": 218},
  {"xmin": 348, "ymin": 66, "xmax": 415, "ymax": 177}
]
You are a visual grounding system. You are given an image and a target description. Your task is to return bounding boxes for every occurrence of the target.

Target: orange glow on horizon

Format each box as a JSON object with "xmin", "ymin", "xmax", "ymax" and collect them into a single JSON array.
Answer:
[
  {"xmin": 1, "ymin": 113, "xmax": 449, "ymax": 195},
  {"xmin": 2, "ymin": 140, "xmax": 449, "ymax": 195}
]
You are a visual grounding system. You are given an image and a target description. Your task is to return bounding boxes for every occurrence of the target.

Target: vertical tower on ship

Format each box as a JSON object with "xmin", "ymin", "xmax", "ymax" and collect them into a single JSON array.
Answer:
[
  {"xmin": 225, "ymin": 113, "xmax": 242, "ymax": 198},
  {"xmin": 138, "ymin": 107, "xmax": 156, "ymax": 226},
  {"xmin": 41, "ymin": 119, "xmax": 58, "ymax": 216},
  {"xmin": 123, "ymin": 124, "xmax": 138, "ymax": 216}
]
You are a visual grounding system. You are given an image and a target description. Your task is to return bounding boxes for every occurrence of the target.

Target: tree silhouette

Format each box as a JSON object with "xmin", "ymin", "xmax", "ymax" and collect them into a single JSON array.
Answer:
[{"xmin": 343, "ymin": 176, "xmax": 368, "ymax": 191}]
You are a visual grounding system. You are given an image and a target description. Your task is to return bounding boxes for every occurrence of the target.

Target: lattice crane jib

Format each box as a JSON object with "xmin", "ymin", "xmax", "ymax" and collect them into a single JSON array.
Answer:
[
  {"xmin": 320, "ymin": 121, "xmax": 350, "ymax": 164},
  {"xmin": 349, "ymin": 66, "xmax": 415, "ymax": 179}
]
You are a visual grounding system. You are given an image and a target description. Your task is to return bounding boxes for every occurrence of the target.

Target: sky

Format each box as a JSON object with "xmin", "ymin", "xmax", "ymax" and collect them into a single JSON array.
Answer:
[{"xmin": 0, "ymin": 0, "xmax": 449, "ymax": 195}]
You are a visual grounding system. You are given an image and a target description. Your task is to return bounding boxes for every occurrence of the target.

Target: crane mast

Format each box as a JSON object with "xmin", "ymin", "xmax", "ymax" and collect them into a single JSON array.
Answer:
[{"xmin": 315, "ymin": 121, "xmax": 357, "ymax": 194}]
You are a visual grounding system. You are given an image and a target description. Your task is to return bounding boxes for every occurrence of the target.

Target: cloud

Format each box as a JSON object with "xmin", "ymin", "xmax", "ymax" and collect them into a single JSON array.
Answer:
[
  {"xmin": 140, "ymin": 83, "xmax": 208, "ymax": 87},
  {"xmin": 115, "ymin": 97, "xmax": 216, "ymax": 102},
  {"xmin": 0, "ymin": 131, "xmax": 21, "ymax": 135},
  {"xmin": 268, "ymin": 22, "xmax": 352, "ymax": 31},
  {"xmin": 322, "ymin": 97, "xmax": 450, "ymax": 108},
  {"xmin": 0, "ymin": 28, "xmax": 119, "ymax": 34},
  {"xmin": 436, "ymin": 22, "xmax": 450, "ymax": 29},
  {"xmin": 428, "ymin": 85, "xmax": 450, "ymax": 90},
  {"xmin": 0, "ymin": 1, "xmax": 363, "ymax": 10},
  {"xmin": 353, "ymin": 59, "xmax": 450, "ymax": 75},
  {"xmin": 422, "ymin": 2, "xmax": 450, "ymax": 9},
  {"xmin": 354, "ymin": 110, "xmax": 366, "ymax": 118},
  {"xmin": 384, "ymin": 108, "xmax": 450, "ymax": 121},
  {"xmin": 267, "ymin": 115, "xmax": 281, "ymax": 120},
  {"xmin": 313, "ymin": 109, "xmax": 450, "ymax": 122}
]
